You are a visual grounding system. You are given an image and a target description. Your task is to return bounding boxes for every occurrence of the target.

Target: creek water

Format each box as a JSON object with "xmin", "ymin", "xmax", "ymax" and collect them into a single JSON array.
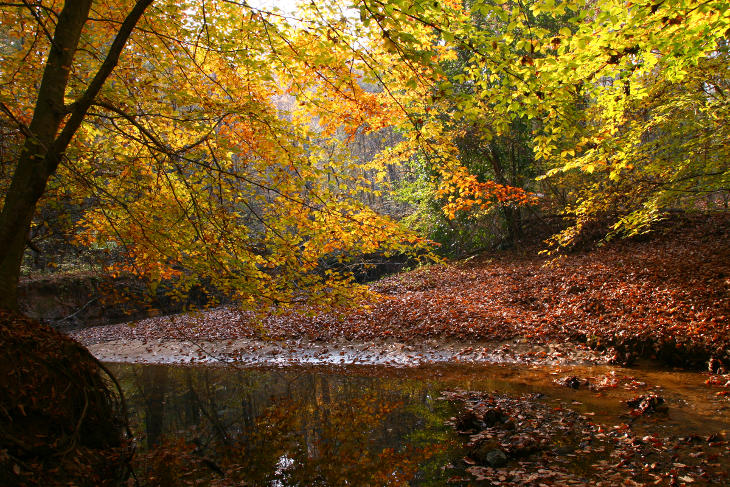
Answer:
[{"xmin": 108, "ymin": 362, "xmax": 730, "ymax": 486}]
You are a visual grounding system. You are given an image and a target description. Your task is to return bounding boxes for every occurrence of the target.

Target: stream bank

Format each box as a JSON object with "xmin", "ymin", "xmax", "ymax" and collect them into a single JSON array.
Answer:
[
  {"xmin": 70, "ymin": 214, "xmax": 729, "ymax": 371},
  {"xmin": 58, "ymin": 214, "xmax": 729, "ymax": 371}
]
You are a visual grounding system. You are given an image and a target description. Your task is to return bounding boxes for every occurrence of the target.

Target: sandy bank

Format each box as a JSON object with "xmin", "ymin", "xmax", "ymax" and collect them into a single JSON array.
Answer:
[{"xmin": 80, "ymin": 333, "xmax": 607, "ymax": 366}]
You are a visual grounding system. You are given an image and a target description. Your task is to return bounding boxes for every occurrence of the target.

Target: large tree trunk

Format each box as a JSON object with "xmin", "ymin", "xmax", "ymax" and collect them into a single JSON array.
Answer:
[
  {"xmin": 0, "ymin": 0, "xmax": 93, "ymax": 311},
  {"xmin": 0, "ymin": 0, "xmax": 153, "ymax": 311}
]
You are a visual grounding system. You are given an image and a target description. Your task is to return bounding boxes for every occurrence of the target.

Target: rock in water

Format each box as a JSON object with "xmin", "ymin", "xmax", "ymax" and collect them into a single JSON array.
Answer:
[
  {"xmin": 485, "ymin": 449, "xmax": 508, "ymax": 467},
  {"xmin": 626, "ymin": 393, "xmax": 668, "ymax": 416}
]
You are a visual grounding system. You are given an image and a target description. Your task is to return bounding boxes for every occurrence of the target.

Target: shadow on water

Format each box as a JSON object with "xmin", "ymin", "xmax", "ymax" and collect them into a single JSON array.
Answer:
[{"xmin": 107, "ymin": 363, "xmax": 730, "ymax": 486}]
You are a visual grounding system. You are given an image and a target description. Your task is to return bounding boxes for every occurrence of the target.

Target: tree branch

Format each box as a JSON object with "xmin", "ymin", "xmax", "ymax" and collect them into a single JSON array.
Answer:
[{"xmin": 49, "ymin": 0, "xmax": 154, "ymax": 172}]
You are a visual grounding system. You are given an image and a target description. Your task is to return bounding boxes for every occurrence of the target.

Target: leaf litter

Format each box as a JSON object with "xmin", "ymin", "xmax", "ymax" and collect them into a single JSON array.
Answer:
[
  {"xmin": 442, "ymin": 389, "xmax": 730, "ymax": 486},
  {"xmin": 70, "ymin": 215, "xmax": 729, "ymax": 369}
]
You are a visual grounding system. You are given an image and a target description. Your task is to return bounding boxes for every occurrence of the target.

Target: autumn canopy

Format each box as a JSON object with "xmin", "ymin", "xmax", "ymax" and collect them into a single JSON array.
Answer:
[{"xmin": 0, "ymin": 0, "xmax": 728, "ymax": 311}]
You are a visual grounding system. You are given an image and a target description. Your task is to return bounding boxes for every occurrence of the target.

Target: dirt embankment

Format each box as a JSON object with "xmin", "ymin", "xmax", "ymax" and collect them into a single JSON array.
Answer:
[
  {"xmin": 19, "ymin": 273, "xmax": 215, "ymax": 330},
  {"xmin": 0, "ymin": 312, "xmax": 131, "ymax": 487}
]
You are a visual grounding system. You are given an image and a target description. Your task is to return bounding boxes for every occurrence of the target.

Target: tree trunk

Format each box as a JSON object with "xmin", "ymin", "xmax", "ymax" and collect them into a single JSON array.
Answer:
[
  {"xmin": 488, "ymin": 142, "xmax": 523, "ymax": 247},
  {"xmin": 0, "ymin": 0, "xmax": 154, "ymax": 311},
  {"xmin": 502, "ymin": 206, "xmax": 523, "ymax": 245},
  {"xmin": 0, "ymin": 0, "xmax": 93, "ymax": 311}
]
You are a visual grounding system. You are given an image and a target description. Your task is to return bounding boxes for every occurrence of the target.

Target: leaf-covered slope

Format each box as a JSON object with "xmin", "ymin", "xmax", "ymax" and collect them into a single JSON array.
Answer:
[
  {"xmin": 74, "ymin": 215, "xmax": 730, "ymax": 368},
  {"xmin": 358, "ymin": 216, "xmax": 730, "ymax": 366}
]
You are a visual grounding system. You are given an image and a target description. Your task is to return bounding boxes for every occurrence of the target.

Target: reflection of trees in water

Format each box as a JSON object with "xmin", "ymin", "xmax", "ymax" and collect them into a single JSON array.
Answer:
[
  {"xmin": 136, "ymin": 366, "xmax": 168, "ymax": 448},
  {"xmin": 113, "ymin": 365, "xmax": 454, "ymax": 485}
]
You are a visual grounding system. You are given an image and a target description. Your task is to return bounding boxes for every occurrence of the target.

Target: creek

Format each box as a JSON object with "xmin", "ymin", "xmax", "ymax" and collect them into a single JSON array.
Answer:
[{"xmin": 108, "ymin": 361, "xmax": 730, "ymax": 486}]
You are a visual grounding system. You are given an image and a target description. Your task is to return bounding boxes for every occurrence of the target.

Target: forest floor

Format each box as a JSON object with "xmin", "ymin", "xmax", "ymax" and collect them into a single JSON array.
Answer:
[{"xmin": 70, "ymin": 214, "xmax": 730, "ymax": 369}]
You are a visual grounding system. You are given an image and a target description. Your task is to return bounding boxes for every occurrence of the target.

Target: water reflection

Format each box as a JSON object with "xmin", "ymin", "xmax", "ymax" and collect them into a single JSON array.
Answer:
[
  {"xmin": 108, "ymin": 363, "xmax": 730, "ymax": 486},
  {"xmin": 111, "ymin": 364, "xmax": 459, "ymax": 486}
]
